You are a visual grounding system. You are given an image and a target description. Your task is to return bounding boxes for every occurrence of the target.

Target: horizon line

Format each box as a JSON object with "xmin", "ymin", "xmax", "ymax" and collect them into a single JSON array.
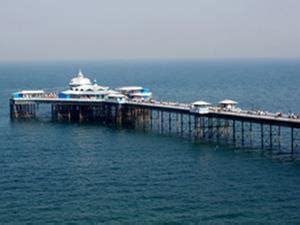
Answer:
[{"xmin": 1, "ymin": 56, "xmax": 300, "ymax": 64}]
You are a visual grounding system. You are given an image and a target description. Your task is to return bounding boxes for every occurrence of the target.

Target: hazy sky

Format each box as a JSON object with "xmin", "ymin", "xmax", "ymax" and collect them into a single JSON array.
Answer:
[{"xmin": 1, "ymin": 0, "xmax": 300, "ymax": 61}]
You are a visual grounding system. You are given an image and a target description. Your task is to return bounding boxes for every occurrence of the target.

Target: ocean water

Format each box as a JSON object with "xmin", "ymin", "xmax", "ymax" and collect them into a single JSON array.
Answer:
[{"xmin": 0, "ymin": 59, "xmax": 300, "ymax": 224}]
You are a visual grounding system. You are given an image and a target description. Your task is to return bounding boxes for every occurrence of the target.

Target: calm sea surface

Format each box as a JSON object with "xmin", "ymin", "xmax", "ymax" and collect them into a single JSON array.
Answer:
[{"xmin": 0, "ymin": 59, "xmax": 300, "ymax": 224}]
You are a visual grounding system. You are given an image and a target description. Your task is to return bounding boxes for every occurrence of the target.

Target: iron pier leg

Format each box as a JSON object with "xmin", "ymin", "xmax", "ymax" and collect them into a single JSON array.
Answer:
[
  {"xmin": 169, "ymin": 112, "xmax": 172, "ymax": 133},
  {"xmin": 241, "ymin": 121, "xmax": 244, "ymax": 146},
  {"xmin": 176, "ymin": 113, "xmax": 179, "ymax": 134},
  {"xmin": 261, "ymin": 123, "xmax": 264, "ymax": 149},
  {"xmin": 150, "ymin": 109, "xmax": 153, "ymax": 130},
  {"xmin": 208, "ymin": 118, "xmax": 212, "ymax": 140},
  {"xmin": 249, "ymin": 122, "xmax": 253, "ymax": 146},
  {"xmin": 194, "ymin": 115, "xmax": 198, "ymax": 139},
  {"xmin": 278, "ymin": 126, "xmax": 281, "ymax": 151},
  {"xmin": 188, "ymin": 115, "xmax": 191, "ymax": 137},
  {"xmin": 180, "ymin": 113, "xmax": 183, "ymax": 135},
  {"xmin": 291, "ymin": 127, "xmax": 294, "ymax": 154},
  {"xmin": 269, "ymin": 124, "xmax": 273, "ymax": 150},
  {"xmin": 142, "ymin": 108, "xmax": 146, "ymax": 130},
  {"xmin": 161, "ymin": 111, "xmax": 164, "ymax": 133},
  {"xmin": 157, "ymin": 110, "xmax": 160, "ymax": 131},
  {"xmin": 202, "ymin": 117, "xmax": 205, "ymax": 139},
  {"xmin": 68, "ymin": 105, "xmax": 71, "ymax": 121},
  {"xmin": 232, "ymin": 120, "xmax": 236, "ymax": 145},
  {"xmin": 216, "ymin": 118, "xmax": 220, "ymax": 142}
]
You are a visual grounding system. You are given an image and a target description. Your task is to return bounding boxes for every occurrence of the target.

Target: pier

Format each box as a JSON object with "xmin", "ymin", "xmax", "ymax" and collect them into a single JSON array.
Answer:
[
  {"xmin": 9, "ymin": 71, "xmax": 300, "ymax": 156},
  {"xmin": 10, "ymin": 96, "xmax": 300, "ymax": 155}
]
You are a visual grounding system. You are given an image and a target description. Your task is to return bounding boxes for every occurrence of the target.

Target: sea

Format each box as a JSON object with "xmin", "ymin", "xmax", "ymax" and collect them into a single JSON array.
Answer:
[{"xmin": 0, "ymin": 59, "xmax": 300, "ymax": 224}]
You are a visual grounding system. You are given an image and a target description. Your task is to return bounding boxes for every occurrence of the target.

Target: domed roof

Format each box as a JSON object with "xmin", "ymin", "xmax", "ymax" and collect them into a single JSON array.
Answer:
[{"xmin": 69, "ymin": 70, "xmax": 92, "ymax": 87}]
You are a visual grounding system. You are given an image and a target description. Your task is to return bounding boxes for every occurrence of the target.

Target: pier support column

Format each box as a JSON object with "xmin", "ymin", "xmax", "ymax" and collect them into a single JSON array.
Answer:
[
  {"xmin": 269, "ymin": 124, "xmax": 273, "ymax": 150},
  {"xmin": 10, "ymin": 101, "xmax": 38, "ymax": 119},
  {"xmin": 208, "ymin": 118, "xmax": 213, "ymax": 140},
  {"xmin": 291, "ymin": 127, "xmax": 294, "ymax": 154},
  {"xmin": 201, "ymin": 117, "xmax": 205, "ymax": 139},
  {"xmin": 232, "ymin": 120, "xmax": 236, "ymax": 145},
  {"xmin": 188, "ymin": 115, "xmax": 192, "ymax": 137},
  {"xmin": 116, "ymin": 105, "xmax": 123, "ymax": 127},
  {"xmin": 241, "ymin": 121, "xmax": 244, "ymax": 146},
  {"xmin": 68, "ymin": 105, "xmax": 71, "ymax": 121},
  {"xmin": 261, "ymin": 123, "xmax": 264, "ymax": 149},
  {"xmin": 160, "ymin": 111, "xmax": 164, "ymax": 133},
  {"xmin": 51, "ymin": 104, "xmax": 55, "ymax": 121},
  {"xmin": 216, "ymin": 118, "xmax": 221, "ymax": 142},
  {"xmin": 278, "ymin": 126, "xmax": 281, "ymax": 150},
  {"xmin": 140, "ymin": 108, "xmax": 145, "ymax": 128},
  {"xmin": 249, "ymin": 122, "xmax": 253, "ymax": 146},
  {"xmin": 194, "ymin": 115, "xmax": 198, "ymax": 139},
  {"xmin": 176, "ymin": 113, "xmax": 179, "ymax": 134},
  {"xmin": 79, "ymin": 106, "xmax": 84, "ymax": 122},
  {"xmin": 168, "ymin": 112, "xmax": 172, "ymax": 133},
  {"xmin": 180, "ymin": 113, "xmax": 183, "ymax": 135},
  {"xmin": 150, "ymin": 109, "xmax": 153, "ymax": 130}
]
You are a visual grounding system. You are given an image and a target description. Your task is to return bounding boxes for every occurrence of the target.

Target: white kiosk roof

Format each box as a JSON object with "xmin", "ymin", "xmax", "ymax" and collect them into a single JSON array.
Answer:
[
  {"xmin": 116, "ymin": 86, "xmax": 143, "ymax": 91},
  {"xmin": 130, "ymin": 92, "xmax": 152, "ymax": 97},
  {"xmin": 107, "ymin": 93, "xmax": 127, "ymax": 98},
  {"xmin": 219, "ymin": 99, "xmax": 238, "ymax": 105},
  {"xmin": 17, "ymin": 90, "xmax": 45, "ymax": 94},
  {"xmin": 192, "ymin": 100, "xmax": 211, "ymax": 106}
]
